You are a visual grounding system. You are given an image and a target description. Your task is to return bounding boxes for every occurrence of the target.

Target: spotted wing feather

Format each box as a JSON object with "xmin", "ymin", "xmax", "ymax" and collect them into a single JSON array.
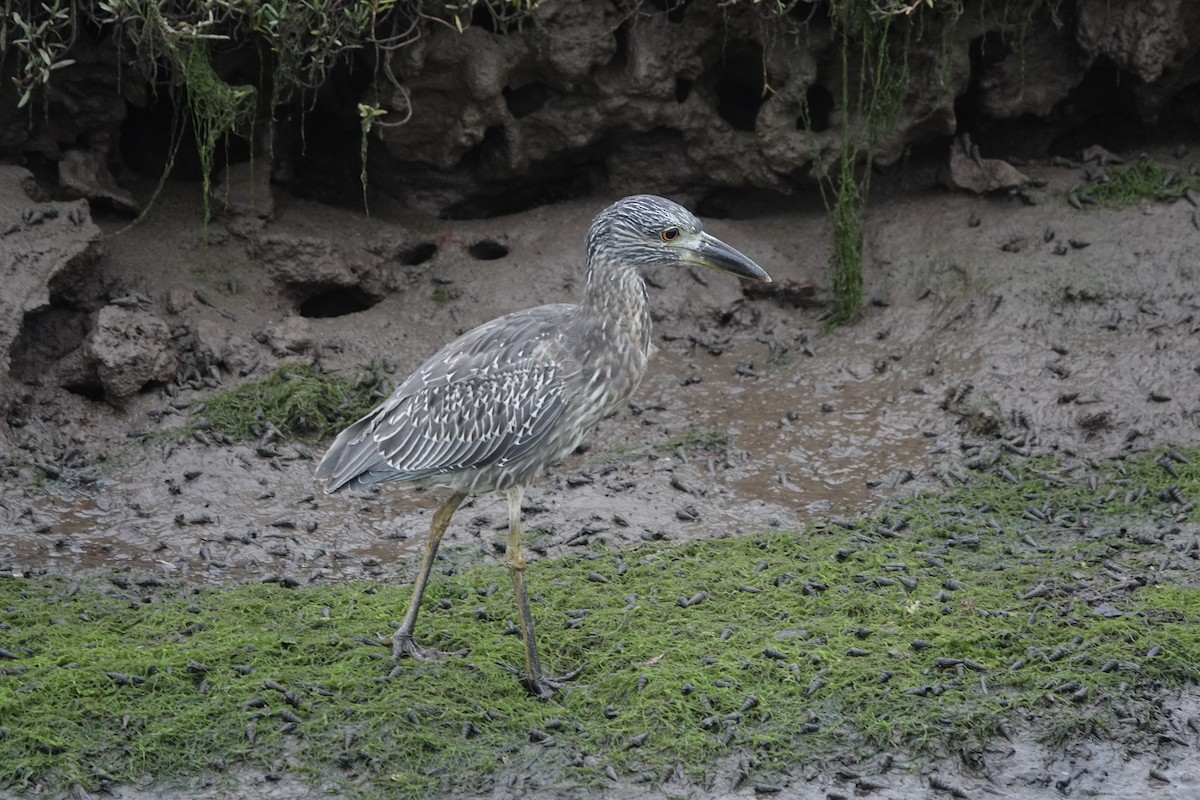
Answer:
[{"xmin": 316, "ymin": 306, "xmax": 577, "ymax": 493}]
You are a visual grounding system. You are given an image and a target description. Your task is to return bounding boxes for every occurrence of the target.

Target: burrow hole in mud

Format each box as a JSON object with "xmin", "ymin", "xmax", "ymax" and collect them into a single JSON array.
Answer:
[
  {"xmin": 675, "ymin": 77, "xmax": 693, "ymax": 103},
  {"xmin": 469, "ymin": 240, "xmax": 509, "ymax": 260},
  {"xmin": 298, "ymin": 286, "xmax": 379, "ymax": 318},
  {"xmin": 11, "ymin": 306, "xmax": 107, "ymax": 401},
  {"xmin": 711, "ymin": 41, "xmax": 767, "ymax": 132},
  {"xmin": 400, "ymin": 242, "xmax": 438, "ymax": 266},
  {"xmin": 503, "ymin": 82, "xmax": 551, "ymax": 119}
]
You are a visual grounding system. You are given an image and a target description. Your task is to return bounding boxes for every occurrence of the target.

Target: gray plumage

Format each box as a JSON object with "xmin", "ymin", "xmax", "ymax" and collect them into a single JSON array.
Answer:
[
  {"xmin": 316, "ymin": 301, "xmax": 626, "ymax": 496},
  {"xmin": 316, "ymin": 195, "xmax": 771, "ymax": 697}
]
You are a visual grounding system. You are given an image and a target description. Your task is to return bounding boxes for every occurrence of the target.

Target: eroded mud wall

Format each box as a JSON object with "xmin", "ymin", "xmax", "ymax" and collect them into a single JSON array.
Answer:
[{"xmin": 0, "ymin": 1, "xmax": 1197, "ymax": 217}]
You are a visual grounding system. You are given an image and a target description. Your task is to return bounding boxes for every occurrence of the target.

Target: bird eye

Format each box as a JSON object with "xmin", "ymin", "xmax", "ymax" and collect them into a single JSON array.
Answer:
[{"xmin": 660, "ymin": 227, "xmax": 681, "ymax": 242}]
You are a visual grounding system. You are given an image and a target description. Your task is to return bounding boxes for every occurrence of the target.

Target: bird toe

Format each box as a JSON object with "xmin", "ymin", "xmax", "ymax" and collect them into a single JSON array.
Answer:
[{"xmin": 390, "ymin": 633, "xmax": 468, "ymax": 661}]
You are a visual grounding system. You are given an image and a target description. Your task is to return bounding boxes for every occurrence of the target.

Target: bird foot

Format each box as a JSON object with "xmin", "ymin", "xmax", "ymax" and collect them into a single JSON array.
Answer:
[
  {"xmin": 390, "ymin": 632, "xmax": 468, "ymax": 661},
  {"xmin": 498, "ymin": 660, "xmax": 587, "ymax": 700}
]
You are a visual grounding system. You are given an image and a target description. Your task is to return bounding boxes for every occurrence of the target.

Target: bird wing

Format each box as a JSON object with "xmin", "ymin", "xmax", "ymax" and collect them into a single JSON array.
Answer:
[
  {"xmin": 316, "ymin": 306, "xmax": 578, "ymax": 492},
  {"xmin": 372, "ymin": 357, "xmax": 568, "ymax": 481}
]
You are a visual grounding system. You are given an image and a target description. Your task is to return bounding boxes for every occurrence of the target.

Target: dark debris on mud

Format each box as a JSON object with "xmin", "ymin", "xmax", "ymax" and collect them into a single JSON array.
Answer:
[{"xmin": 2, "ymin": 149, "xmax": 1200, "ymax": 799}]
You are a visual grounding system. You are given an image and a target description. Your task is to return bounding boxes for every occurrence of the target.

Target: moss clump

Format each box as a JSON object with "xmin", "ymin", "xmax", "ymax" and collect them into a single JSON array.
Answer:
[
  {"xmin": 1083, "ymin": 158, "xmax": 1200, "ymax": 208},
  {"xmin": 2, "ymin": 449, "xmax": 1197, "ymax": 797},
  {"xmin": 192, "ymin": 362, "xmax": 388, "ymax": 442},
  {"xmin": 430, "ymin": 285, "xmax": 457, "ymax": 306}
]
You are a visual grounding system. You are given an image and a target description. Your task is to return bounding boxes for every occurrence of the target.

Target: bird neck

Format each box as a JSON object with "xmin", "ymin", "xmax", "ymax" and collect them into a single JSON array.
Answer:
[{"xmin": 582, "ymin": 256, "xmax": 652, "ymax": 354}]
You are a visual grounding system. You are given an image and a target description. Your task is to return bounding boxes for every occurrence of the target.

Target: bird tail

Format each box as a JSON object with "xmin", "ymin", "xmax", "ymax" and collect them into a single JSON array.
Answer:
[{"xmin": 314, "ymin": 410, "xmax": 383, "ymax": 493}]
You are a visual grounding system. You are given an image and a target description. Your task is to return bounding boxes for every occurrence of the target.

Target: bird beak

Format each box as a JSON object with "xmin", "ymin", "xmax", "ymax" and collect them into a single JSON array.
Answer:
[{"xmin": 686, "ymin": 231, "xmax": 772, "ymax": 283}]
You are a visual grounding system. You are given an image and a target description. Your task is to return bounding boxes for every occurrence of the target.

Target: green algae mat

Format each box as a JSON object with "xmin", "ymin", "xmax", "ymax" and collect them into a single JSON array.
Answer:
[{"xmin": 2, "ymin": 450, "xmax": 1198, "ymax": 797}]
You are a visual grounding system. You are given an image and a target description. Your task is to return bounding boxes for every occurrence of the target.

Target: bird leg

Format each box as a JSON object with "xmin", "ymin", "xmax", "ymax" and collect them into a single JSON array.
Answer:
[
  {"xmin": 502, "ymin": 488, "xmax": 585, "ymax": 699},
  {"xmin": 391, "ymin": 491, "xmax": 468, "ymax": 660},
  {"xmin": 504, "ymin": 487, "xmax": 544, "ymax": 688}
]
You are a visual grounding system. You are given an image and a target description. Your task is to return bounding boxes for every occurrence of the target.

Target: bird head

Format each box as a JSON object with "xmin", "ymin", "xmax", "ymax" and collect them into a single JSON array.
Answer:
[{"xmin": 586, "ymin": 195, "xmax": 772, "ymax": 283}]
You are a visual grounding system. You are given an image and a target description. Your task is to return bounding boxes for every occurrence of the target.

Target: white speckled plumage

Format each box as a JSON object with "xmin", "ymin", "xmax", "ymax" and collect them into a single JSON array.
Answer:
[
  {"xmin": 318, "ymin": 304, "xmax": 585, "ymax": 494},
  {"xmin": 316, "ymin": 196, "xmax": 710, "ymax": 497},
  {"xmin": 315, "ymin": 195, "xmax": 770, "ymax": 697}
]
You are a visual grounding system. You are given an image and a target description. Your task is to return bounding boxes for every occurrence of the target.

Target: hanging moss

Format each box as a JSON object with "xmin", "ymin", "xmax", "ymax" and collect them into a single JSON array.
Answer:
[
  {"xmin": 177, "ymin": 39, "xmax": 256, "ymax": 225},
  {"xmin": 821, "ymin": 1, "xmax": 909, "ymax": 328},
  {"xmin": 817, "ymin": 0, "xmax": 1061, "ymax": 328}
]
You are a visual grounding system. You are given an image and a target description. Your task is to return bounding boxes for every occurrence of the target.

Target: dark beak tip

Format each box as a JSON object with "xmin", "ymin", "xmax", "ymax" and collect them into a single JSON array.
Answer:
[
  {"xmin": 695, "ymin": 233, "xmax": 771, "ymax": 284},
  {"xmin": 743, "ymin": 264, "xmax": 772, "ymax": 283}
]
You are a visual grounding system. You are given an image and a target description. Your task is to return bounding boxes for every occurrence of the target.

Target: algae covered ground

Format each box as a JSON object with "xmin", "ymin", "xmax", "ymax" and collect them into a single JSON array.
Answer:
[{"xmin": 2, "ymin": 450, "xmax": 1197, "ymax": 798}]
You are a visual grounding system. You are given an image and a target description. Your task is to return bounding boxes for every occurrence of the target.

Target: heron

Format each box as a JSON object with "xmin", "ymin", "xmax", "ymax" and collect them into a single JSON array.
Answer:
[{"xmin": 316, "ymin": 195, "xmax": 771, "ymax": 698}]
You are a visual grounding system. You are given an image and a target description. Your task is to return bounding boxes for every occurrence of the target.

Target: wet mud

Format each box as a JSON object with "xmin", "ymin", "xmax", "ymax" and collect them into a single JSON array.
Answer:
[{"xmin": 2, "ymin": 149, "xmax": 1199, "ymax": 798}]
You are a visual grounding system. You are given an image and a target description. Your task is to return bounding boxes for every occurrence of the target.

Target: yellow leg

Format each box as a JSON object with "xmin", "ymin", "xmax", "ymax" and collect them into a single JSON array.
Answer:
[
  {"xmin": 392, "ymin": 491, "xmax": 467, "ymax": 660},
  {"xmin": 501, "ymin": 487, "xmax": 586, "ymax": 697},
  {"xmin": 505, "ymin": 488, "xmax": 548, "ymax": 694}
]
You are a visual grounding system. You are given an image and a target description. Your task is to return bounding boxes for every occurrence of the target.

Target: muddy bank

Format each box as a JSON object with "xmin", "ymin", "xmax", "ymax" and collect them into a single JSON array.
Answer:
[
  {"xmin": 3, "ymin": 450, "xmax": 1198, "ymax": 800},
  {"xmin": 2, "ymin": 142, "xmax": 1200, "ymax": 800},
  {"xmin": 38, "ymin": 714, "xmax": 1200, "ymax": 800},
  {"xmin": 3, "ymin": 149, "xmax": 1199, "ymax": 584},
  {"xmin": 4, "ymin": 1, "xmax": 1200, "ymax": 219}
]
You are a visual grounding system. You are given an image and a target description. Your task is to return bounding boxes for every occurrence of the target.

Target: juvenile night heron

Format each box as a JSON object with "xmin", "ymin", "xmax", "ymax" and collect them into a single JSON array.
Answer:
[{"xmin": 316, "ymin": 195, "xmax": 771, "ymax": 697}]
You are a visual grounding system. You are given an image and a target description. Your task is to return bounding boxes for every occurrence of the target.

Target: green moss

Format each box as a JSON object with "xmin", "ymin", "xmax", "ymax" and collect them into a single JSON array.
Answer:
[
  {"xmin": 660, "ymin": 429, "xmax": 732, "ymax": 453},
  {"xmin": 1082, "ymin": 159, "xmax": 1200, "ymax": 208},
  {"xmin": 812, "ymin": 0, "xmax": 1064, "ymax": 328},
  {"xmin": 2, "ymin": 450, "xmax": 1198, "ymax": 796},
  {"xmin": 177, "ymin": 38, "xmax": 257, "ymax": 226},
  {"xmin": 600, "ymin": 427, "xmax": 732, "ymax": 463},
  {"xmin": 191, "ymin": 362, "xmax": 388, "ymax": 442},
  {"xmin": 430, "ymin": 285, "xmax": 456, "ymax": 306},
  {"xmin": 820, "ymin": 4, "xmax": 905, "ymax": 328}
]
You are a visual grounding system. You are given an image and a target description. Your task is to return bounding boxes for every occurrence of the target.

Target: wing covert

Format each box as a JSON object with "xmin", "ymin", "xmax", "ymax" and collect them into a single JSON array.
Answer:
[{"xmin": 371, "ymin": 358, "xmax": 568, "ymax": 482}]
